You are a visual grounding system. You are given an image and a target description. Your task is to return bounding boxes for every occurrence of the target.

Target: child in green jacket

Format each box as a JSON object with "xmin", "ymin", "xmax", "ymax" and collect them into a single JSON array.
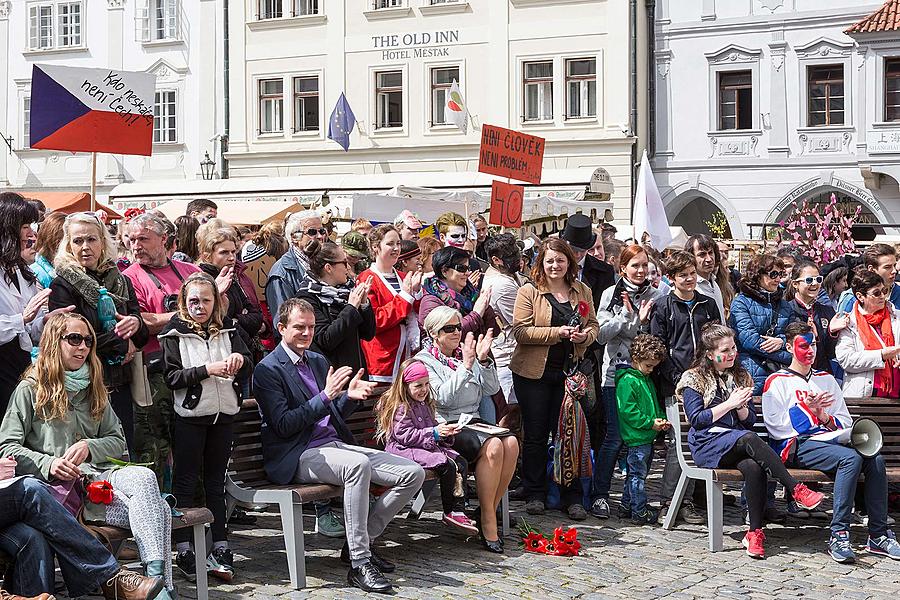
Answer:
[{"xmin": 616, "ymin": 333, "xmax": 670, "ymax": 524}]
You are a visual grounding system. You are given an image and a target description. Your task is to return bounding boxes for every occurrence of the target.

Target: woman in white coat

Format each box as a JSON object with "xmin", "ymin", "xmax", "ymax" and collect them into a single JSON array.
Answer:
[{"xmin": 835, "ymin": 269, "xmax": 900, "ymax": 399}]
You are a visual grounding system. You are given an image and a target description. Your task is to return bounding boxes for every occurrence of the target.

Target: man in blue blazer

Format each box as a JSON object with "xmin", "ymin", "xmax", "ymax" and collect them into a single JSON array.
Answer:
[{"xmin": 254, "ymin": 298, "xmax": 425, "ymax": 594}]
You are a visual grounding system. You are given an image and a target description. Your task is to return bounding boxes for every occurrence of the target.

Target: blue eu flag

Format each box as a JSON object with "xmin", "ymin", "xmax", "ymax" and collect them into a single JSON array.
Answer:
[{"xmin": 327, "ymin": 93, "xmax": 356, "ymax": 152}]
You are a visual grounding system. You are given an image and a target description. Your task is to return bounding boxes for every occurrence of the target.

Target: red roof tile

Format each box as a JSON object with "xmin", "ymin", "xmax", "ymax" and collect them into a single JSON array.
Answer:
[{"xmin": 846, "ymin": 0, "xmax": 900, "ymax": 34}]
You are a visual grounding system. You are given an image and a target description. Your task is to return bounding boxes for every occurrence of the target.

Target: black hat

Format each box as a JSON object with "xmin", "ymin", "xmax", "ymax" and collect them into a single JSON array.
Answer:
[{"xmin": 560, "ymin": 214, "xmax": 596, "ymax": 251}]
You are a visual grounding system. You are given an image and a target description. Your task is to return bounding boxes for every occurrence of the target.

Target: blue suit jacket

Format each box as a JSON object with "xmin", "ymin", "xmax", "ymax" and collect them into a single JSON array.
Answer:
[{"xmin": 253, "ymin": 344, "xmax": 358, "ymax": 485}]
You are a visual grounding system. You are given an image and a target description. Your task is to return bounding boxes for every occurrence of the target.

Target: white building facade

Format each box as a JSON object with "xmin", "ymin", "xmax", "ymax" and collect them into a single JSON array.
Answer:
[
  {"xmin": 182, "ymin": 0, "xmax": 647, "ymax": 224},
  {"xmin": 0, "ymin": 0, "xmax": 225, "ymax": 207},
  {"xmin": 653, "ymin": 0, "xmax": 900, "ymax": 240}
]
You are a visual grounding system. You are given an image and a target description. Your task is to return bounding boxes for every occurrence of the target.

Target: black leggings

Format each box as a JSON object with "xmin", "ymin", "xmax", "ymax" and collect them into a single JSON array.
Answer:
[
  {"xmin": 432, "ymin": 456, "xmax": 468, "ymax": 514},
  {"xmin": 172, "ymin": 417, "xmax": 234, "ymax": 543},
  {"xmin": 719, "ymin": 432, "xmax": 799, "ymax": 530}
]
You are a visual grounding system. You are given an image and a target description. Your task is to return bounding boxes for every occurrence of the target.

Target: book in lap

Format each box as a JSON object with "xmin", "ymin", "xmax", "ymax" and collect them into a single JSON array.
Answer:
[{"xmin": 465, "ymin": 422, "xmax": 510, "ymax": 436}]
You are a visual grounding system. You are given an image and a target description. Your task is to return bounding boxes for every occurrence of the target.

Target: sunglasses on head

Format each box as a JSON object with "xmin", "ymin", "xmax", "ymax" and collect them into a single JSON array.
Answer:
[
  {"xmin": 305, "ymin": 227, "xmax": 328, "ymax": 236},
  {"xmin": 767, "ymin": 270, "xmax": 786, "ymax": 280},
  {"xmin": 794, "ymin": 275, "xmax": 824, "ymax": 285},
  {"xmin": 61, "ymin": 333, "xmax": 94, "ymax": 348},
  {"xmin": 449, "ymin": 263, "xmax": 471, "ymax": 273},
  {"xmin": 439, "ymin": 324, "xmax": 462, "ymax": 334}
]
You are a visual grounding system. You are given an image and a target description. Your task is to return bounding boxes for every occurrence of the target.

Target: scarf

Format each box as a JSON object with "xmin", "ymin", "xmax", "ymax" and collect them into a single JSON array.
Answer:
[
  {"xmin": 605, "ymin": 276, "xmax": 651, "ymax": 311},
  {"xmin": 553, "ymin": 372, "xmax": 593, "ymax": 486},
  {"xmin": 676, "ymin": 367, "xmax": 753, "ymax": 408},
  {"xmin": 854, "ymin": 303, "xmax": 897, "ymax": 395},
  {"xmin": 738, "ymin": 279, "xmax": 783, "ymax": 306},
  {"xmin": 425, "ymin": 338, "xmax": 462, "ymax": 371},
  {"xmin": 292, "ymin": 245, "xmax": 311, "ymax": 272},
  {"xmin": 296, "ymin": 274, "xmax": 353, "ymax": 307},
  {"xmin": 423, "ymin": 276, "xmax": 478, "ymax": 315},
  {"xmin": 64, "ymin": 363, "xmax": 91, "ymax": 392},
  {"xmin": 56, "ymin": 260, "xmax": 129, "ymax": 309}
]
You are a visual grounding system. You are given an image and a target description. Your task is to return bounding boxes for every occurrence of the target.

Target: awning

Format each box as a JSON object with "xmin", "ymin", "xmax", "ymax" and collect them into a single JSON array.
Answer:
[
  {"xmin": 19, "ymin": 191, "xmax": 123, "ymax": 220},
  {"xmin": 155, "ymin": 199, "xmax": 305, "ymax": 226}
]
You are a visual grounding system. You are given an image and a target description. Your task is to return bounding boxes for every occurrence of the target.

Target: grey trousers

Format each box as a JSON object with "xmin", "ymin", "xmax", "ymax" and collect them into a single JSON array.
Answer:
[{"xmin": 294, "ymin": 441, "xmax": 426, "ymax": 561}]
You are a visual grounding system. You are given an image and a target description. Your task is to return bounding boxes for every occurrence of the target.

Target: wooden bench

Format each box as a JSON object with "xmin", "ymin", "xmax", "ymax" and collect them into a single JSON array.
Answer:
[
  {"xmin": 226, "ymin": 396, "xmax": 509, "ymax": 589},
  {"xmin": 663, "ymin": 396, "xmax": 900, "ymax": 552}
]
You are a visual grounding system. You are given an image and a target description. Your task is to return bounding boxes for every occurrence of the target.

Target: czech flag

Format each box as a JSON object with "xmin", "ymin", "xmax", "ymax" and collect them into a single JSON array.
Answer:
[{"xmin": 29, "ymin": 64, "xmax": 156, "ymax": 156}]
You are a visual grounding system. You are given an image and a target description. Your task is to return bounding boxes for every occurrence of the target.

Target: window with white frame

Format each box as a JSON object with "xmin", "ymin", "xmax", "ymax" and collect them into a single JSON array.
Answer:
[
  {"xmin": 524, "ymin": 61, "xmax": 553, "ymax": 121},
  {"xmin": 886, "ymin": 59, "xmax": 900, "ymax": 122},
  {"xmin": 374, "ymin": 0, "xmax": 403, "ymax": 9},
  {"xmin": 565, "ymin": 58, "xmax": 596, "ymax": 119},
  {"xmin": 718, "ymin": 70, "xmax": 752, "ymax": 130},
  {"xmin": 22, "ymin": 97, "xmax": 31, "ymax": 149},
  {"xmin": 153, "ymin": 91, "xmax": 177, "ymax": 143},
  {"xmin": 807, "ymin": 65, "xmax": 844, "ymax": 127},
  {"xmin": 259, "ymin": 79, "xmax": 284, "ymax": 134},
  {"xmin": 430, "ymin": 67, "xmax": 459, "ymax": 126},
  {"xmin": 293, "ymin": 76, "xmax": 319, "ymax": 132},
  {"xmin": 28, "ymin": 1, "xmax": 83, "ymax": 50},
  {"xmin": 259, "ymin": 0, "xmax": 282, "ymax": 19},
  {"xmin": 376, "ymin": 71, "xmax": 403, "ymax": 129},
  {"xmin": 136, "ymin": 0, "xmax": 179, "ymax": 42},
  {"xmin": 294, "ymin": 0, "xmax": 318, "ymax": 15}
]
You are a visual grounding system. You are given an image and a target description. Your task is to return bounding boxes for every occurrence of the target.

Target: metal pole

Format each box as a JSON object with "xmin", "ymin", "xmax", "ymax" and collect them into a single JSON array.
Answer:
[{"xmin": 90, "ymin": 152, "xmax": 97, "ymax": 211}]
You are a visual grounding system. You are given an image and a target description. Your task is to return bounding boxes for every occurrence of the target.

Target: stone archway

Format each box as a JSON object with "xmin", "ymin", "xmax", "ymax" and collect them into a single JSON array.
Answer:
[
  {"xmin": 661, "ymin": 181, "xmax": 745, "ymax": 238},
  {"xmin": 672, "ymin": 196, "xmax": 732, "ymax": 238}
]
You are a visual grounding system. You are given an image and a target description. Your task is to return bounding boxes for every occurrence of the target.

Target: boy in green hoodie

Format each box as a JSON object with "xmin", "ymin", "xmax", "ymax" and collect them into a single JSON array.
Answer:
[{"xmin": 616, "ymin": 333, "xmax": 670, "ymax": 524}]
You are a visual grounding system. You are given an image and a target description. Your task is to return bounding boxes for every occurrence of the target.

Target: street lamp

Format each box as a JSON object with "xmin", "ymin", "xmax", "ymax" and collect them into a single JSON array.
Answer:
[{"xmin": 200, "ymin": 152, "xmax": 216, "ymax": 180}]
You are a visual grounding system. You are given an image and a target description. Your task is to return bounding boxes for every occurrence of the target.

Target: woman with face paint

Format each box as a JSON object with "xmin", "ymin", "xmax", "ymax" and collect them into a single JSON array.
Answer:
[
  {"xmin": 785, "ymin": 259, "xmax": 847, "ymax": 376},
  {"xmin": 435, "ymin": 211, "xmax": 483, "ymax": 284},
  {"xmin": 835, "ymin": 269, "xmax": 900, "ymax": 399},
  {"xmin": 160, "ymin": 272, "xmax": 253, "ymax": 582},
  {"xmin": 677, "ymin": 324, "xmax": 826, "ymax": 559}
]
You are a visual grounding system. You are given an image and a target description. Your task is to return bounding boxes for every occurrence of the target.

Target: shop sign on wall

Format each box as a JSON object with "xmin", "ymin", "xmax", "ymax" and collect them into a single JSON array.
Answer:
[{"xmin": 373, "ymin": 30, "xmax": 460, "ymax": 60}]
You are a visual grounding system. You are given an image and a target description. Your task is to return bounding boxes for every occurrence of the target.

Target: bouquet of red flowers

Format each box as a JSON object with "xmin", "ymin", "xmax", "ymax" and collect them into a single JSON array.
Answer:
[
  {"xmin": 518, "ymin": 519, "xmax": 581, "ymax": 556},
  {"xmin": 85, "ymin": 480, "xmax": 114, "ymax": 505}
]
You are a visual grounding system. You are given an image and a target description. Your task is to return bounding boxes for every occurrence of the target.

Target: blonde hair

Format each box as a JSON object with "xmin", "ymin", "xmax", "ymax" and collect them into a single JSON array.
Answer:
[
  {"xmin": 422, "ymin": 305, "xmax": 461, "ymax": 338},
  {"xmin": 375, "ymin": 358, "xmax": 436, "ymax": 444},
  {"xmin": 197, "ymin": 226, "xmax": 239, "ymax": 262},
  {"xmin": 27, "ymin": 313, "xmax": 108, "ymax": 422},
  {"xmin": 55, "ymin": 212, "xmax": 119, "ymax": 271},
  {"xmin": 177, "ymin": 272, "xmax": 226, "ymax": 335}
]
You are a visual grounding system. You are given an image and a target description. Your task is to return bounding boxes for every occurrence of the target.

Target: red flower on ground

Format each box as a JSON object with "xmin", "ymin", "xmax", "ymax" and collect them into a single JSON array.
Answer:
[
  {"xmin": 523, "ymin": 532, "xmax": 546, "ymax": 553},
  {"xmin": 86, "ymin": 480, "xmax": 114, "ymax": 505}
]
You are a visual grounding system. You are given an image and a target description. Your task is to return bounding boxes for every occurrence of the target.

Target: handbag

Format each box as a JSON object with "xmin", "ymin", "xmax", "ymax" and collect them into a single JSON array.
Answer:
[
  {"xmin": 47, "ymin": 477, "xmax": 85, "ymax": 517},
  {"xmin": 129, "ymin": 351, "xmax": 153, "ymax": 407}
]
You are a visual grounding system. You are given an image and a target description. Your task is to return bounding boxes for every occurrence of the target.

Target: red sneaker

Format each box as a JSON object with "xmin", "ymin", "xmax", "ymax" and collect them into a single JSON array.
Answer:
[
  {"xmin": 442, "ymin": 512, "xmax": 479, "ymax": 535},
  {"xmin": 742, "ymin": 528, "xmax": 766, "ymax": 559},
  {"xmin": 793, "ymin": 483, "xmax": 825, "ymax": 510}
]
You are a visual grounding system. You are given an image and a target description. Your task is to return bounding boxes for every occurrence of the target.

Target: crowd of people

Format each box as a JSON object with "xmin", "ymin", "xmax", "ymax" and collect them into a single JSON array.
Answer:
[{"xmin": 0, "ymin": 190, "xmax": 899, "ymax": 599}]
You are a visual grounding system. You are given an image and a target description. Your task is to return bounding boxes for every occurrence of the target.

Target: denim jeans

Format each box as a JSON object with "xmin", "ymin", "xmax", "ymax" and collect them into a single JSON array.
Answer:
[
  {"xmin": 792, "ymin": 440, "xmax": 889, "ymax": 536},
  {"xmin": 621, "ymin": 444, "xmax": 653, "ymax": 515},
  {"xmin": 0, "ymin": 477, "xmax": 119, "ymax": 597},
  {"xmin": 592, "ymin": 386, "xmax": 623, "ymax": 501}
]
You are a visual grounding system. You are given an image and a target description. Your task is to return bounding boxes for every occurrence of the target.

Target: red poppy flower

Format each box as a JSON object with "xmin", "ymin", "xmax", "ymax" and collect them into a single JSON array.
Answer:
[
  {"xmin": 523, "ymin": 532, "xmax": 546, "ymax": 553},
  {"xmin": 577, "ymin": 301, "xmax": 590, "ymax": 318},
  {"xmin": 86, "ymin": 480, "xmax": 114, "ymax": 505}
]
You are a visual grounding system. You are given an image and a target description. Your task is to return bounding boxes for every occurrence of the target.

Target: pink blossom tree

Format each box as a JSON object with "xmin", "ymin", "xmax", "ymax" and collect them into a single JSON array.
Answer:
[{"xmin": 777, "ymin": 193, "xmax": 859, "ymax": 263}]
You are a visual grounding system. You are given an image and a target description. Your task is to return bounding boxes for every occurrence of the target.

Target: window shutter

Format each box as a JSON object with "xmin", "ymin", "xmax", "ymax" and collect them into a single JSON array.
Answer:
[
  {"xmin": 28, "ymin": 5, "xmax": 39, "ymax": 50},
  {"xmin": 167, "ymin": 0, "xmax": 179, "ymax": 39},
  {"xmin": 135, "ymin": 0, "xmax": 150, "ymax": 42}
]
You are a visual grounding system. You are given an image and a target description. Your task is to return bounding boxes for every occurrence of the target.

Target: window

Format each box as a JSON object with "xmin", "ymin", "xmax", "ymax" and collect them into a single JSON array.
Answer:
[
  {"xmin": 28, "ymin": 1, "xmax": 82, "ymax": 50},
  {"xmin": 136, "ymin": 0, "xmax": 179, "ymax": 42},
  {"xmin": 886, "ymin": 59, "xmax": 900, "ymax": 122},
  {"xmin": 374, "ymin": 0, "xmax": 403, "ymax": 8},
  {"xmin": 294, "ymin": 0, "xmax": 318, "ymax": 15},
  {"xmin": 376, "ymin": 71, "xmax": 403, "ymax": 129},
  {"xmin": 718, "ymin": 70, "xmax": 752, "ymax": 130},
  {"xmin": 58, "ymin": 2, "xmax": 81, "ymax": 47},
  {"xmin": 259, "ymin": 79, "xmax": 284, "ymax": 134},
  {"xmin": 524, "ymin": 61, "xmax": 553, "ymax": 121},
  {"xmin": 807, "ymin": 65, "xmax": 844, "ymax": 127},
  {"xmin": 153, "ymin": 91, "xmax": 177, "ymax": 143},
  {"xmin": 292, "ymin": 76, "xmax": 319, "ymax": 132},
  {"xmin": 259, "ymin": 0, "xmax": 282, "ymax": 19},
  {"xmin": 565, "ymin": 58, "xmax": 596, "ymax": 119},
  {"xmin": 431, "ymin": 67, "xmax": 459, "ymax": 126},
  {"xmin": 22, "ymin": 97, "xmax": 31, "ymax": 149}
]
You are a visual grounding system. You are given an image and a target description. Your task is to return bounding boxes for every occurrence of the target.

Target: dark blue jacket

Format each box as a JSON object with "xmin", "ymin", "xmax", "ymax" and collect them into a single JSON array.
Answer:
[
  {"xmin": 728, "ymin": 282, "xmax": 792, "ymax": 394},
  {"xmin": 253, "ymin": 345, "xmax": 358, "ymax": 485},
  {"xmin": 265, "ymin": 250, "xmax": 307, "ymax": 323},
  {"xmin": 683, "ymin": 385, "xmax": 756, "ymax": 468}
]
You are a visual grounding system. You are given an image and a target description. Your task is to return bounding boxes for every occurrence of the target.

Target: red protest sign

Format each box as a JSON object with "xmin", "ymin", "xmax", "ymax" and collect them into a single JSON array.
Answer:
[
  {"xmin": 478, "ymin": 124, "xmax": 544, "ymax": 185},
  {"xmin": 489, "ymin": 180, "xmax": 524, "ymax": 229}
]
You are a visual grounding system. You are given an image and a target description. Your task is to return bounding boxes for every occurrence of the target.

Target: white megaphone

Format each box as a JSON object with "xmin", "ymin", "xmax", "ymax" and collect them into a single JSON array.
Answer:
[{"xmin": 851, "ymin": 418, "xmax": 883, "ymax": 458}]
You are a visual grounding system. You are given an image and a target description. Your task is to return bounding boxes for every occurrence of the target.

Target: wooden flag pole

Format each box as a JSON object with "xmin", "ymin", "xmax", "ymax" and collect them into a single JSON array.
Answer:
[{"xmin": 90, "ymin": 152, "xmax": 97, "ymax": 211}]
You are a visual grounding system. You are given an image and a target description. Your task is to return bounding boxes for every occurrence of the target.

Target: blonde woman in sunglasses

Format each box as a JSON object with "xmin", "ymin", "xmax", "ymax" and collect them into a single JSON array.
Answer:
[{"xmin": 785, "ymin": 258, "xmax": 848, "ymax": 376}]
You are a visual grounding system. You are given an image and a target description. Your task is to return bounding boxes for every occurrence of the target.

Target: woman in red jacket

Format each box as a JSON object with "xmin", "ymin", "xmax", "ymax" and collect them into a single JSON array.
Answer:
[{"xmin": 357, "ymin": 224, "xmax": 423, "ymax": 382}]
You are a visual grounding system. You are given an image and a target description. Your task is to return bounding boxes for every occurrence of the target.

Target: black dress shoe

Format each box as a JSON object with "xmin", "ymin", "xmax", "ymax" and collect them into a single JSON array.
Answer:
[
  {"xmin": 340, "ymin": 542, "xmax": 396, "ymax": 573},
  {"xmin": 347, "ymin": 562, "xmax": 392, "ymax": 594},
  {"xmin": 477, "ymin": 521, "xmax": 504, "ymax": 554}
]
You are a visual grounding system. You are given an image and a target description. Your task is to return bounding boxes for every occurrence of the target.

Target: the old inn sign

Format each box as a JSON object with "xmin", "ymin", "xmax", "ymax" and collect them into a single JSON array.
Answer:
[{"xmin": 373, "ymin": 30, "xmax": 460, "ymax": 60}]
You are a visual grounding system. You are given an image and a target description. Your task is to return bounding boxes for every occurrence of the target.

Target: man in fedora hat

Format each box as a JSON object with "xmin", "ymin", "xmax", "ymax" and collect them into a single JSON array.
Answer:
[{"xmin": 560, "ymin": 214, "xmax": 614, "ymax": 310}]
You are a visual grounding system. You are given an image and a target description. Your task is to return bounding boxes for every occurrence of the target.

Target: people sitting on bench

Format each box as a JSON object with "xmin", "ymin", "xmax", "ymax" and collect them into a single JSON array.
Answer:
[
  {"xmin": 762, "ymin": 321, "xmax": 900, "ymax": 563},
  {"xmin": 253, "ymin": 298, "xmax": 426, "ymax": 594},
  {"xmin": 676, "ymin": 323, "xmax": 825, "ymax": 559},
  {"xmin": 0, "ymin": 460, "xmax": 163, "ymax": 600}
]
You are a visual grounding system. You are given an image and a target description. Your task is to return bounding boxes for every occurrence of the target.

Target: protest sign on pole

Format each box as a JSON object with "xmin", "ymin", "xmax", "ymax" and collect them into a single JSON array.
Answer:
[
  {"xmin": 478, "ymin": 124, "xmax": 545, "ymax": 185},
  {"xmin": 489, "ymin": 180, "xmax": 524, "ymax": 229}
]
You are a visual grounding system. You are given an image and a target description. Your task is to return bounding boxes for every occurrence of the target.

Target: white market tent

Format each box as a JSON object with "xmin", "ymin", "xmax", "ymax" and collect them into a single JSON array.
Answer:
[{"xmin": 155, "ymin": 198, "xmax": 305, "ymax": 226}]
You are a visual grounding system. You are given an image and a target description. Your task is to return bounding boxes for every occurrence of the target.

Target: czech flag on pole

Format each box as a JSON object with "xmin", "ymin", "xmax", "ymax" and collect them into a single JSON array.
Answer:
[{"xmin": 29, "ymin": 64, "xmax": 156, "ymax": 156}]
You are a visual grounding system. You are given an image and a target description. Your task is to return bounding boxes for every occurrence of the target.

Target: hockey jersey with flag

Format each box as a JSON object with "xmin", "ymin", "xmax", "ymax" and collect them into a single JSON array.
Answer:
[{"xmin": 761, "ymin": 368, "xmax": 852, "ymax": 462}]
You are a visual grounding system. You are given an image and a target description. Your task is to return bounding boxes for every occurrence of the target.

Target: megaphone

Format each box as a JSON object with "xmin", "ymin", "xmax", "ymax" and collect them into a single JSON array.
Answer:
[{"xmin": 851, "ymin": 418, "xmax": 884, "ymax": 458}]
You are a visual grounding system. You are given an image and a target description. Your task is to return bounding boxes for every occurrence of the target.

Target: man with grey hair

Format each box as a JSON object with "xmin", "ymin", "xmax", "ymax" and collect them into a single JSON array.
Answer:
[{"xmin": 122, "ymin": 212, "xmax": 200, "ymax": 490}]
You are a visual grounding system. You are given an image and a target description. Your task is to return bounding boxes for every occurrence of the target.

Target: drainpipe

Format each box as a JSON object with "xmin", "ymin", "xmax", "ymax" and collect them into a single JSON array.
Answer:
[
  {"xmin": 629, "ymin": 0, "xmax": 638, "ymax": 221},
  {"xmin": 647, "ymin": 0, "xmax": 656, "ymax": 159},
  {"xmin": 222, "ymin": 0, "xmax": 230, "ymax": 179}
]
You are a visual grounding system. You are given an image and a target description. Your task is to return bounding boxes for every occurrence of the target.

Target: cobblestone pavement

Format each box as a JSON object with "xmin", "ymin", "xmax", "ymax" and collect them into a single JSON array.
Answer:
[{"xmin": 169, "ymin": 469, "xmax": 900, "ymax": 600}]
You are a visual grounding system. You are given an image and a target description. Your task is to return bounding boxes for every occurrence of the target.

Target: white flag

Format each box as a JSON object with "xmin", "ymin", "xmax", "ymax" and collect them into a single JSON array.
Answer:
[
  {"xmin": 633, "ymin": 150, "xmax": 673, "ymax": 249},
  {"xmin": 446, "ymin": 80, "xmax": 468, "ymax": 134}
]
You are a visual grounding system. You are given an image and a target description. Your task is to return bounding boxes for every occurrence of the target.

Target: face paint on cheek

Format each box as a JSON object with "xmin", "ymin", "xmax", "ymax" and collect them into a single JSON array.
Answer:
[
  {"xmin": 187, "ymin": 297, "xmax": 205, "ymax": 318},
  {"xmin": 715, "ymin": 355, "xmax": 723, "ymax": 363},
  {"xmin": 793, "ymin": 333, "xmax": 816, "ymax": 366}
]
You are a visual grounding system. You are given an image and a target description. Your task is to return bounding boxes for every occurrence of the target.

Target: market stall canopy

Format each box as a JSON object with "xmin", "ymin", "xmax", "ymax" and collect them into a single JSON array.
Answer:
[
  {"xmin": 155, "ymin": 199, "xmax": 305, "ymax": 226},
  {"xmin": 20, "ymin": 191, "xmax": 122, "ymax": 220}
]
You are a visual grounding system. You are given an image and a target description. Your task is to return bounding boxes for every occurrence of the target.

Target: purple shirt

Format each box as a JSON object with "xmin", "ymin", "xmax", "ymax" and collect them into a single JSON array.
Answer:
[{"xmin": 288, "ymin": 346, "xmax": 341, "ymax": 450}]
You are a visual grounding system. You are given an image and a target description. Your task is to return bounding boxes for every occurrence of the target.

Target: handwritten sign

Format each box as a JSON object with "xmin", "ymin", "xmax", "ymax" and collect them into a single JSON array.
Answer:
[
  {"xmin": 30, "ymin": 64, "xmax": 156, "ymax": 156},
  {"xmin": 489, "ymin": 180, "xmax": 524, "ymax": 229},
  {"xmin": 478, "ymin": 124, "xmax": 545, "ymax": 185}
]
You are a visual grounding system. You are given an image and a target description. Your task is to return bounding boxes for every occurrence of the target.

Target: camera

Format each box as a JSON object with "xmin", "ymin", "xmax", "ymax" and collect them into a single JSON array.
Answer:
[{"xmin": 163, "ymin": 294, "xmax": 179, "ymax": 312}]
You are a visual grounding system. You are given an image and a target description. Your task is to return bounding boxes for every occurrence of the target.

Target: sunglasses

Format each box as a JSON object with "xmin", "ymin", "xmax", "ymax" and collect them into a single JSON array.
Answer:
[
  {"xmin": 867, "ymin": 288, "xmax": 887, "ymax": 298},
  {"xmin": 23, "ymin": 238, "xmax": 36, "ymax": 248},
  {"xmin": 328, "ymin": 259, "xmax": 348, "ymax": 267},
  {"xmin": 305, "ymin": 228, "xmax": 328, "ymax": 236},
  {"xmin": 794, "ymin": 276, "xmax": 824, "ymax": 285},
  {"xmin": 439, "ymin": 324, "xmax": 462, "ymax": 334},
  {"xmin": 766, "ymin": 270, "xmax": 786, "ymax": 280},
  {"xmin": 61, "ymin": 333, "xmax": 94, "ymax": 348},
  {"xmin": 449, "ymin": 263, "xmax": 471, "ymax": 273}
]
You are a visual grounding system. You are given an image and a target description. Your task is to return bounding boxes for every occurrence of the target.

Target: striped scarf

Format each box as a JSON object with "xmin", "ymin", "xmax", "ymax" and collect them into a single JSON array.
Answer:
[{"xmin": 553, "ymin": 371, "xmax": 593, "ymax": 486}]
